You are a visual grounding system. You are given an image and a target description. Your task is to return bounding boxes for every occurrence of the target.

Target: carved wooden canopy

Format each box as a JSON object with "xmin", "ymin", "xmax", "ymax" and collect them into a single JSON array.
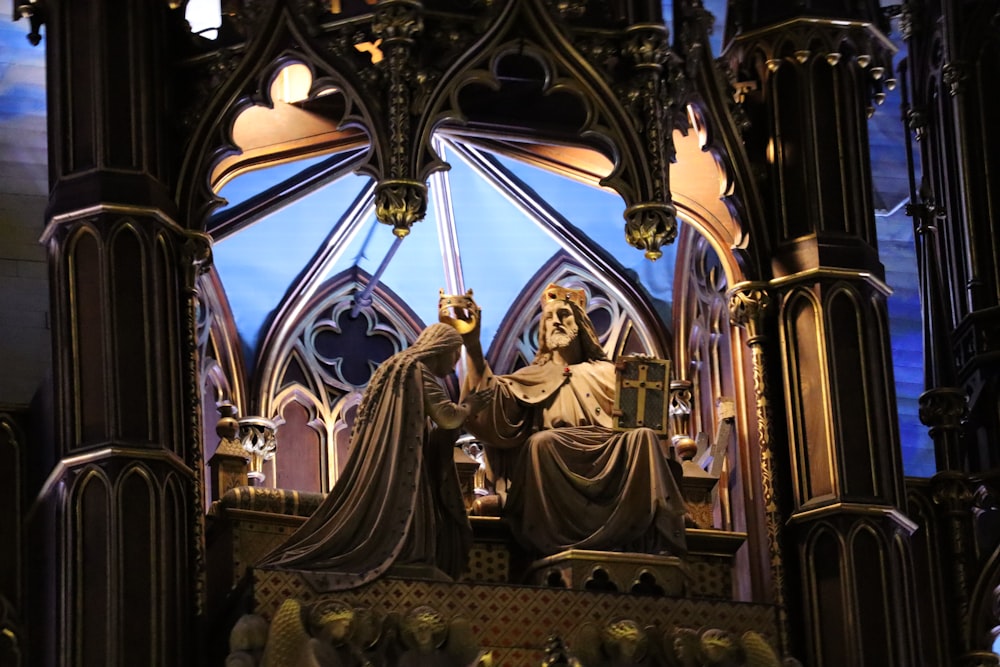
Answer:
[{"xmin": 172, "ymin": 0, "xmax": 722, "ymax": 261}]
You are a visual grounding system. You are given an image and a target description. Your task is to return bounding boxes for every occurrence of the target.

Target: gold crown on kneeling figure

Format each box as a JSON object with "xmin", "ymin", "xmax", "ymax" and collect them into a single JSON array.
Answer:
[{"xmin": 540, "ymin": 283, "xmax": 587, "ymax": 310}]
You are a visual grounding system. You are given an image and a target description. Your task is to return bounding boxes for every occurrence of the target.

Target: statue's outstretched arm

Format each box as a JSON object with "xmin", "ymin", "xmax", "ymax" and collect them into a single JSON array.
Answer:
[{"xmin": 421, "ymin": 366, "xmax": 492, "ymax": 430}]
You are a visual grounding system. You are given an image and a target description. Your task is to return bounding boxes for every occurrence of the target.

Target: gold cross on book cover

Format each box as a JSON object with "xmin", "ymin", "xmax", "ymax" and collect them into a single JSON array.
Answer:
[{"xmin": 612, "ymin": 356, "xmax": 671, "ymax": 435}]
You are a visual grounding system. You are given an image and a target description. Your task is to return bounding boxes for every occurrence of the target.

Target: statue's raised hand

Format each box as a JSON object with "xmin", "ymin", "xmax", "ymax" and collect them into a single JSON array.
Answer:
[{"xmin": 464, "ymin": 386, "xmax": 494, "ymax": 415}]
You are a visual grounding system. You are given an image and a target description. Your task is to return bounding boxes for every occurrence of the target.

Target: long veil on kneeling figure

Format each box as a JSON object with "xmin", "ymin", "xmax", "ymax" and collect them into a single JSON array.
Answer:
[{"xmin": 259, "ymin": 323, "xmax": 488, "ymax": 590}]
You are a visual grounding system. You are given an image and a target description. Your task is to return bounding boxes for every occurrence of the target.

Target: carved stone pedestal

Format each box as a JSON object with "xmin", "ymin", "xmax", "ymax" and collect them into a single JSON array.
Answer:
[
  {"xmin": 251, "ymin": 569, "xmax": 781, "ymax": 666},
  {"xmin": 685, "ymin": 529, "xmax": 747, "ymax": 599},
  {"xmin": 682, "ymin": 473, "xmax": 720, "ymax": 529}
]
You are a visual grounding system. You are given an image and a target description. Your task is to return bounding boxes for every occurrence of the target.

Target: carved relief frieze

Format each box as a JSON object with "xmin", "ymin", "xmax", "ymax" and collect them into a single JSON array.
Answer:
[
  {"xmin": 244, "ymin": 598, "xmax": 487, "ymax": 667},
  {"xmin": 237, "ymin": 596, "xmax": 786, "ymax": 667}
]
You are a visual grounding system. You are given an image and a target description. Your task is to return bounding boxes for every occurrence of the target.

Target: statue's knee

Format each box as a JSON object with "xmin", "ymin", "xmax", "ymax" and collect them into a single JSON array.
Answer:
[{"xmin": 526, "ymin": 431, "xmax": 559, "ymax": 453}]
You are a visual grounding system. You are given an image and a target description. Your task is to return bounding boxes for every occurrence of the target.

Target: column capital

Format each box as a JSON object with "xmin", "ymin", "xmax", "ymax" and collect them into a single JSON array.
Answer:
[
  {"xmin": 728, "ymin": 283, "xmax": 772, "ymax": 344},
  {"xmin": 919, "ymin": 387, "xmax": 968, "ymax": 431},
  {"xmin": 929, "ymin": 470, "xmax": 976, "ymax": 511}
]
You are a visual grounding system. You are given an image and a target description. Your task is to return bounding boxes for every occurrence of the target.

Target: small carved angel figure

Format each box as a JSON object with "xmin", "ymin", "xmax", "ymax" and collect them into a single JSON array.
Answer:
[
  {"xmin": 398, "ymin": 605, "xmax": 482, "ymax": 667},
  {"xmin": 571, "ymin": 619, "xmax": 666, "ymax": 666},
  {"xmin": 225, "ymin": 613, "xmax": 269, "ymax": 667},
  {"xmin": 737, "ymin": 631, "xmax": 784, "ymax": 667},
  {"xmin": 670, "ymin": 628, "xmax": 705, "ymax": 667},
  {"xmin": 699, "ymin": 629, "xmax": 744, "ymax": 667},
  {"xmin": 308, "ymin": 600, "xmax": 380, "ymax": 667}
]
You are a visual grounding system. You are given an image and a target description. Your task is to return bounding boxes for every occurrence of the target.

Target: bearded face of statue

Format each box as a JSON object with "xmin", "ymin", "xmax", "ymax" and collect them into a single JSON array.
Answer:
[{"xmin": 541, "ymin": 301, "xmax": 580, "ymax": 352}]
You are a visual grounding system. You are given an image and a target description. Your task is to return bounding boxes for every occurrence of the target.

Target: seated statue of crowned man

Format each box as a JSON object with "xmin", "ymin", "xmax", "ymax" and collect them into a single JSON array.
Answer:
[{"xmin": 453, "ymin": 283, "xmax": 687, "ymax": 558}]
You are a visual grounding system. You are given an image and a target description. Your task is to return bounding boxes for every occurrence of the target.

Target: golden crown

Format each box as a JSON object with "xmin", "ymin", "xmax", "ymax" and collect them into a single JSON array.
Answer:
[
  {"xmin": 438, "ymin": 288, "xmax": 479, "ymax": 334},
  {"xmin": 540, "ymin": 283, "xmax": 587, "ymax": 310}
]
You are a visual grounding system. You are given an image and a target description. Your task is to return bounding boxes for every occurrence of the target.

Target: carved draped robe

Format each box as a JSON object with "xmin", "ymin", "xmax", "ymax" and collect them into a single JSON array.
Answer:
[
  {"xmin": 261, "ymin": 362, "xmax": 471, "ymax": 589},
  {"xmin": 462, "ymin": 359, "xmax": 687, "ymax": 557}
]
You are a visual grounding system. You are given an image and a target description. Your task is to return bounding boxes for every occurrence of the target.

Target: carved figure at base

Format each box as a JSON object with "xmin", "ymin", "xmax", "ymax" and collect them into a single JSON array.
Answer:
[
  {"xmin": 225, "ymin": 613, "xmax": 269, "ymax": 667},
  {"xmin": 397, "ymin": 605, "xmax": 482, "ymax": 667},
  {"xmin": 571, "ymin": 619, "xmax": 661, "ymax": 665},
  {"xmin": 308, "ymin": 600, "xmax": 381, "ymax": 667},
  {"xmin": 457, "ymin": 284, "xmax": 687, "ymax": 557},
  {"xmin": 260, "ymin": 323, "xmax": 492, "ymax": 587}
]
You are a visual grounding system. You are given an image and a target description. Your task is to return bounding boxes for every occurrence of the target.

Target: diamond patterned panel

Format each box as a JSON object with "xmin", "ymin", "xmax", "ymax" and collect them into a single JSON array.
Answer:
[
  {"xmin": 254, "ymin": 569, "xmax": 779, "ymax": 666},
  {"xmin": 686, "ymin": 555, "xmax": 730, "ymax": 598},
  {"xmin": 462, "ymin": 543, "xmax": 510, "ymax": 583}
]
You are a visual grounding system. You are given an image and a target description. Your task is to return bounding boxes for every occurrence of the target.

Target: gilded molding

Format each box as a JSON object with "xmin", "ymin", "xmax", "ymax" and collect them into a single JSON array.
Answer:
[
  {"xmin": 959, "ymin": 652, "xmax": 1000, "ymax": 667},
  {"xmin": 41, "ymin": 203, "xmax": 187, "ymax": 244},
  {"xmin": 766, "ymin": 266, "xmax": 893, "ymax": 297},
  {"xmin": 28, "ymin": 446, "xmax": 195, "ymax": 519},
  {"xmin": 727, "ymin": 16, "xmax": 896, "ymax": 56},
  {"xmin": 727, "ymin": 284, "xmax": 791, "ymax": 654},
  {"xmin": 786, "ymin": 501, "xmax": 919, "ymax": 535}
]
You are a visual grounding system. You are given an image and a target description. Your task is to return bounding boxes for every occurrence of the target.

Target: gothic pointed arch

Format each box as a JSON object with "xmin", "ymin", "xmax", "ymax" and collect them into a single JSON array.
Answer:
[
  {"xmin": 486, "ymin": 249, "xmax": 671, "ymax": 374},
  {"xmin": 175, "ymin": 5, "xmax": 381, "ymax": 225},
  {"xmin": 252, "ymin": 268, "xmax": 428, "ymax": 490}
]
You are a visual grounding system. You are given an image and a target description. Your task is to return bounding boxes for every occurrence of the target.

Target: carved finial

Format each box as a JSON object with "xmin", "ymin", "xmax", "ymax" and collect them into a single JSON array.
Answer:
[
  {"xmin": 624, "ymin": 203, "xmax": 678, "ymax": 260},
  {"xmin": 13, "ymin": 0, "xmax": 46, "ymax": 45},
  {"xmin": 374, "ymin": 179, "xmax": 428, "ymax": 237}
]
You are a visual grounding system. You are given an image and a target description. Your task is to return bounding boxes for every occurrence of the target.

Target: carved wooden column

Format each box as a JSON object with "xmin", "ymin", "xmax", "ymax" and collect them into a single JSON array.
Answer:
[
  {"xmin": 34, "ymin": 1, "xmax": 208, "ymax": 664},
  {"xmin": 0, "ymin": 412, "xmax": 25, "ymax": 667},
  {"xmin": 900, "ymin": 0, "xmax": 1000, "ymax": 473},
  {"xmin": 725, "ymin": 5, "xmax": 922, "ymax": 666},
  {"xmin": 900, "ymin": 4, "xmax": 1000, "ymax": 661},
  {"xmin": 728, "ymin": 285, "xmax": 793, "ymax": 655},
  {"xmin": 919, "ymin": 388, "xmax": 1000, "ymax": 667}
]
